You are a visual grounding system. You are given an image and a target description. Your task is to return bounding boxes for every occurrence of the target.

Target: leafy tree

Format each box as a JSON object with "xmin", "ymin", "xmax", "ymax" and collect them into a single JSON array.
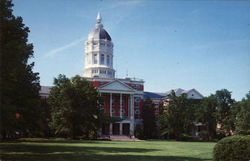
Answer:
[
  {"xmin": 0, "ymin": 0, "xmax": 40, "ymax": 139},
  {"xmin": 158, "ymin": 91, "xmax": 195, "ymax": 140},
  {"xmin": 214, "ymin": 89, "xmax": 236, "ymax": 136},
  {"xmin": 48, "ymin": 75, "xmax": 99, "ymax": 139},
  {"xmin": 195, "ymin": 95, "xmax": 217, "ymax": 140},
  {"xmin": 135, "ymin": 124, "xmax": 144, "ymax": 139},
  {"xmin": 37, "ymin": 98, "xmax": 52, "ymax": 137},
  {"xmin": 142, "ymin": 98, "xmax": 157, "ymax": 139},
  {"xmin": 235, "ymin": 91, "xmax": 250, "ymax": 135}
]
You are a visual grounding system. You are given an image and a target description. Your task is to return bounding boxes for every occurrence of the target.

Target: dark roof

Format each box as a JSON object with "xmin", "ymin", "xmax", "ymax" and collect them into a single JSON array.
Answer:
[
  {"xmin": 144, "ymin": 92, "xmax": 166, "ymax": 99},
  {"xmin": 89, "ymin": 28, "xmax": 111, "ymax": 41}
]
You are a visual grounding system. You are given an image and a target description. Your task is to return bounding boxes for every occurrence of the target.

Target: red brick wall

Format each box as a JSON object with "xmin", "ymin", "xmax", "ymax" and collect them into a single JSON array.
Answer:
[
  {"xmin": 125, "ymin": 83, "xmax": 144, "ymax": 91},
  {"xmin": 103, "ymin": 94, "xmax": 110, "ymax": 116},
  {"xmin": 124, "ymin": 95, "xmax": 128, "ymax": 117},
  {"xmin": 114, "ymin": 94, "xmax": 120, "ymax": 117},
  {"xmin": 92, "ymin": 81, "xmax": 109, "ymax": 87}
]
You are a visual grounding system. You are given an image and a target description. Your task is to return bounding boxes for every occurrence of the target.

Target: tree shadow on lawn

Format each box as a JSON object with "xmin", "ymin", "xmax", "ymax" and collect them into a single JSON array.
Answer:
[
  {"xmin": 16, "ymin": 138, "xmax": 111, "ymax": 144},
  {"xmin": 0, "ymin": 143, "xmax": 212, "ymax": 161}
]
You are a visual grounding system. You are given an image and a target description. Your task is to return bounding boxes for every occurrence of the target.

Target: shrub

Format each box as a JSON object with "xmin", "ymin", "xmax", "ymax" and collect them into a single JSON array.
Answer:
[{"xmin": 213, "ymin": 135, "xmax": 250, "ymax": 161}]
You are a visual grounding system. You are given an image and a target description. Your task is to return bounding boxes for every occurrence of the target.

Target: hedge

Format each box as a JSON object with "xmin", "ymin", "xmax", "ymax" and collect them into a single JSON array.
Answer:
[{"xmin": 213, "ymin": 135, "xmax": 250, "ymax": 161}]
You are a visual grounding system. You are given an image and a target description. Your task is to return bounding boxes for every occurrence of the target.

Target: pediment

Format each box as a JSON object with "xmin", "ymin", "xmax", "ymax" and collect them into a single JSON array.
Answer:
[
  {"xmin": 186, "ymin": 89, "xmax": 203, "ymax": 99},
  {"xmin": 99, "ymin": 80, "xmax": 134, "ymax": 92}
]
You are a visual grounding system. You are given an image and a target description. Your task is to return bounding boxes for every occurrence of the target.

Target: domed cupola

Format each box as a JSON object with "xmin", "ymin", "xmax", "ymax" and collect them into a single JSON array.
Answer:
[
  {"xmin": 83, "ymin": 12, "xmax": 115, "ymax": 79},
  {"xmin": 87, "ymin": 13, "xmax": 112, "ymax": 41}
]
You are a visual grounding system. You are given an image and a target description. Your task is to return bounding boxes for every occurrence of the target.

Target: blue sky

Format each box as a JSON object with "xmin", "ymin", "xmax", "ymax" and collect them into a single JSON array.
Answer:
[{"xmin": 12, "ymin": 0, "xmax": 250, "ymax": 100}]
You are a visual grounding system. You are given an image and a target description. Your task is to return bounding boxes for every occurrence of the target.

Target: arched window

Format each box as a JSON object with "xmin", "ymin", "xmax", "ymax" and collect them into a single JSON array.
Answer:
[
  {"xmin": 107, "ymin": 55, "xmax": 110, "ymax": 65},
  {"xmin": 93, "ymin": 53, "xmax": 97, "ymax": 64},
  {"xmin": 101, "ymin": 54, "xmax": 105, "ymax": 65}
]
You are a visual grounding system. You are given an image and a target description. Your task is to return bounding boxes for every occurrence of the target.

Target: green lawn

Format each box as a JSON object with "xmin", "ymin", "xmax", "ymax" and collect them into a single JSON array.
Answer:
[{"xmin": 0, "ymin": 138, "xmax": 216, "ymax": 161}]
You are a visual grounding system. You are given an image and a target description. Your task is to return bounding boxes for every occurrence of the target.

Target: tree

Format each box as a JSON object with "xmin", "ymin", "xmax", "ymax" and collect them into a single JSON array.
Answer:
[
  {"xmin": 195, "ymin": 95, "xmax": 217, "ymax": 140},
  {"xmin": 158, "ymin": 91, "xmax": 195, "ymax": 140},
  {"xmin": 214, "ymin": 89, "xmax": 236, "ymax": 136},
  {"xmin": 48, "ymin": 75, "xmax": 99, "ymax": 139},
  {"xmin": 0, "ymin": 0, "xmax": 40, "ymax": 139},
  {"xmin": 235, "ymin": 91, "xmax": 250, "ymax": 135},
  {"xmin": 135, "ymin": 124, "xmax": 144, "ymax": 139},
  {"xmin": 142, "ymin": 98, "xmax": 157, "ymax": 139}
]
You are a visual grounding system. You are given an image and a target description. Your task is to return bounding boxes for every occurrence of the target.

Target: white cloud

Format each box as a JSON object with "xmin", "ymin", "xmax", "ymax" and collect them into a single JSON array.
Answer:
[{"xmin": 44, "ymin": 36, "xmax": 85, "ymax": 58}]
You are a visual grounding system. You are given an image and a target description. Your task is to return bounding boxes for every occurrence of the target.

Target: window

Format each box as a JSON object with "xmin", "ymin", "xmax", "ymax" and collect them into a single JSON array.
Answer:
[
  {"xmin": 92, "ymin": 69, "xmax": 98, "ymax": 74},
  {"xmin": 93, "ymin": 53, "xmax": 97, "ymax": 64},
  {"xmin": 135, "ymin": 110, "xmax": 140, "ymax": 119},
  {"xmin": 135, "ymin": 97, "xmax": 140, "ymax": 102},
  {"xmin": 107, "ymin": 55, "xmax": 110, "ymax": 65},
  {"xmin": 108, "ymin": 71, "xmax": 112, "ymax": 76},
  {"xmin": 101, "ymin": 54, "xmax": 105, "ymax": 64},
  {"xmin": 135, "ymin": 110, "xmax": 140, "ymax": 114},
  {"xmin": 120, "ymin": 109, "xmax": 125, "ymax": 116},
  {"xmin": 100, "ymin": 70, "xmax": 106, "ymax": 74},
  {"xmin": 120, "ymin": 109, "xmax": 125, "ymax": 113},
  {"xmin": 134, "ymin": 97, "xmax": 140, "ymax": 108}
]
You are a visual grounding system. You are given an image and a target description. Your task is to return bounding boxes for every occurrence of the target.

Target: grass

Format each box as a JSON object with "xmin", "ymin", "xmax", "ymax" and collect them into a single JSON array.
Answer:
[{"xmin": 0, "ymin": 138, "xmax": 216, "ymax": 161}]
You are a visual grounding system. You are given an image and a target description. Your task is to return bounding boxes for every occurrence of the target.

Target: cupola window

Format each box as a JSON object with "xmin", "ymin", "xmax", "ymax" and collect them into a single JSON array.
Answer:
[
  {"xmin": 101, "ymin": 54, "xmax": 105, "ymax": 64},
  {"xmin": 107, "ymin": 55, "xmax": 110, "ymax": 65},
  {"xmin": 93, "ymin": 53, "xmax": 97, "ymax": 64},
  {"xmin": 100, "ymin": 70, "xmax": 106, "ymax": 74}
]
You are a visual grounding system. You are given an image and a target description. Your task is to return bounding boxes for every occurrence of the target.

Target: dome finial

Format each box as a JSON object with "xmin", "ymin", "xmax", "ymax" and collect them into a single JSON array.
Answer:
[{"xmin": 96, "ymin": 12, "xmax": 102, "ymax": 23}]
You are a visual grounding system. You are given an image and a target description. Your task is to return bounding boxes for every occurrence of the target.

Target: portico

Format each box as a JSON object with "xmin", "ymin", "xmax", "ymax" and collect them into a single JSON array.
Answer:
[{"xmin": 99, "ymin": 80, "xmax": 135, "ymax": 136}]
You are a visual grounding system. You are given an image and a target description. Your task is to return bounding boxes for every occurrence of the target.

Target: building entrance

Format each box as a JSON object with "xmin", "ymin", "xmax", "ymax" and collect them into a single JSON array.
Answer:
[
  {"xmin": 122, "ymin": 123, "xmax": 130, "ymax": 135},
  {"xmin": 112, "ymin": 123, "xmax": 120, "ymax": 135}
]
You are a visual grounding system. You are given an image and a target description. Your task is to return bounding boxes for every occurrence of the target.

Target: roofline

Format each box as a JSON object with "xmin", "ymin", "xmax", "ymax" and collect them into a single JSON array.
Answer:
[
  {"xmin": 189, "ymin": 88, "xmax": 204, "ymax": 98},
  {"xmin": 98, "ymin": 79, "xmax": 136, "ymax": 91}
]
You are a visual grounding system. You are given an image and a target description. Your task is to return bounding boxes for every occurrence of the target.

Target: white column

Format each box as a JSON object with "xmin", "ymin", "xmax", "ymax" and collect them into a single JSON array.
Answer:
[
  {"xmin": 130, "ymin": 94, "xmax": 134, "ymax": 119},
  {"xmin": 120, "ymin": 123, "xmax": 123, "ymax": 135},
  {"xmin": 109, "ymin": 123, "xmax": 112, "ymax": 135},
  {"xmin": 130, "ymin": 94, "xmax": 134, "ymax": 136},
  {"xmin": 120, "ymin": 93, "xmax": 122, "ymax": 118},
  {"xmin": 128, "ymin": 94, "xmax": 130, "ymax": 117},
  {"xmin": 110, "ymin": 93, "xmax": 112, "ymax": 117}
]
